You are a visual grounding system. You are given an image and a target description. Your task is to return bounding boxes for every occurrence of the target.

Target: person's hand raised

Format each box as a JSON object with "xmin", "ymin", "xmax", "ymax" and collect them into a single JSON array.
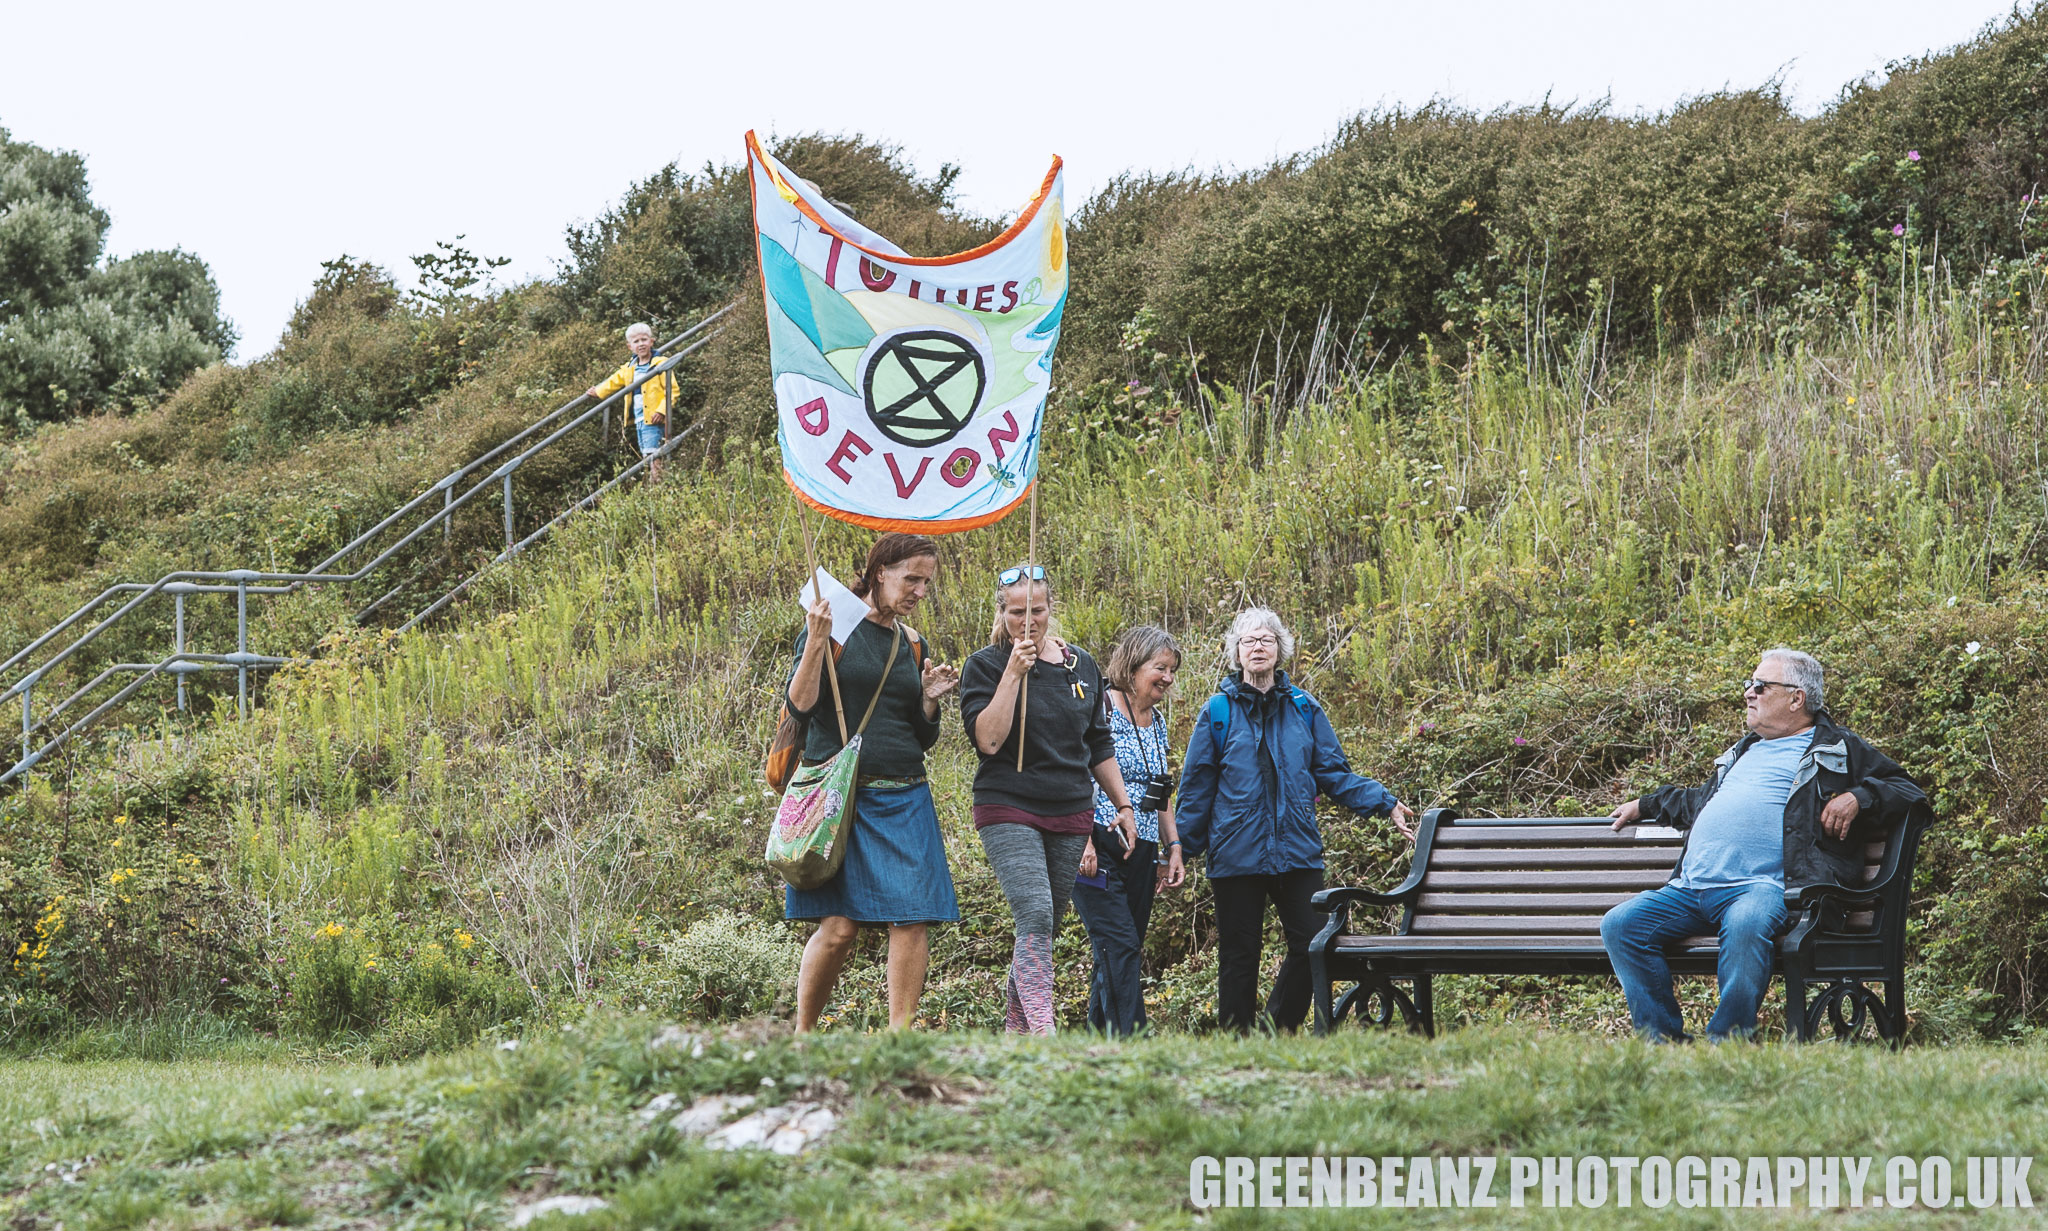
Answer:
[
  {"xmin": 922, "ymin": 661, "xmax": 959, "ymax": 703},
  {"xmin": 1006, "ymin": 635, "xmax": 1040, "ymax": 678},
  {"xmin": 805, "ymin": 596, "xmax": 833, "ymax": 647}
]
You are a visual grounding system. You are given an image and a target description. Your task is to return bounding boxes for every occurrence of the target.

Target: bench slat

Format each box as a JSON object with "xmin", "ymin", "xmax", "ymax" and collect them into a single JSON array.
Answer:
[
  {"xmin": 1337, "ymin": 935, "xmax": 1716, "ymax": 952},
  {"xmin": 1403, "ymin": 908, "xmax": 1876, "ymax": 933},
  {"xmin": 1410, "ymin": 914, "xmax": 1606, "ymax": 934},
  {"xmin": 1416, "ymin": 891, "xmax": 1637, "ymax": 912},
  {"xmin": 1423, "ymin": 869, "xmax": 1672, "ymax": 891},
  {"xmin": 1432, "ymin": 848, "xmax": 1680, "ymax": 870},
  {"xmin": 1434, "ymin": 826, "xmax": 1683, "ymax": 847}
]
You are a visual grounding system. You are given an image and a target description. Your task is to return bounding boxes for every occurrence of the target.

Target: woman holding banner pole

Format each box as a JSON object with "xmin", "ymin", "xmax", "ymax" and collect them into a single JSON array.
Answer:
[
  {"xmin": 961, "ymin": 565, "xmax": 1137, "ymax": 1034},
  {"xmin": 785, "ymin": 533, "xmax": 961, "ymax": 1032}
]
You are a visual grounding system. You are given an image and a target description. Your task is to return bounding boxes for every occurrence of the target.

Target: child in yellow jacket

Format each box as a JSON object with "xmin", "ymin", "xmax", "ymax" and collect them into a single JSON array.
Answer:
[{"xmin": 587, "ymin": 322, "xmax": 678, "ymax": 482}]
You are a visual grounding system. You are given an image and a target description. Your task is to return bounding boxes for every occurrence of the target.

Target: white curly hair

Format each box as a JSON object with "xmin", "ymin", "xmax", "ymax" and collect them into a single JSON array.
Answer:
[{"xmin": 1224, "ymin": 607, "xmax": 1295, "ymax": 672}]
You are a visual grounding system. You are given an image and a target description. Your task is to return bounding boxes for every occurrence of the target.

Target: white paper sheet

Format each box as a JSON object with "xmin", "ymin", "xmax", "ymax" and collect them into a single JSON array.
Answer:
[{"xmin": 795, "ymin": 568, "xmax": 869, "ymax": 647}]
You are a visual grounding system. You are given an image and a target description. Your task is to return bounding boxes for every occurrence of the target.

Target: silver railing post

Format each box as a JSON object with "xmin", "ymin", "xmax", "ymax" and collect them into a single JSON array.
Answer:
[
  {"xmin": 236, "ymin": 576, "xmax": 249, "ymax": 719},
  {"xmin": 173, "ymin": 591, "xmax": 187, "ymax": 712},
  {"xmin": 20, "ymin": 681, "xmax": 30, "ymax": 760},
  {"xmin": 443, "ymin": 483, "xmax": 453, "ymax": 541},
  {"xmin": 502, "ymin": 472, "xmax": 516, "ymax": 552}
]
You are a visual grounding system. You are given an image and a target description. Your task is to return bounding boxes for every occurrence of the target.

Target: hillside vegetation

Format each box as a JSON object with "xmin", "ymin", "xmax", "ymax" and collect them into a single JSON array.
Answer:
[{"xmin": 8, "ymin": 11, "xmax": 2048, "ymax": 1053}]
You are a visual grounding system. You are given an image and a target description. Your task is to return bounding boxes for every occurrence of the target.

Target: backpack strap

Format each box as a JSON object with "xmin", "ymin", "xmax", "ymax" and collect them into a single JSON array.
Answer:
[
  {"xmin": 1206, "ymin": 688, "xmax": 1317, "ymax": 741},
  {"xmin": 1206, "ymin": 693, "xmax": 1231, "ymax": 740},
  {"xmin": 900, "ymin": 622, "xmax": 928, "ymax": 670}
]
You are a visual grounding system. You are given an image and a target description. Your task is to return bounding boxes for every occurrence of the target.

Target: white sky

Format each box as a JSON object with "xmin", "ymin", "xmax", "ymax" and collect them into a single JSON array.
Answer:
[{"xmin": 0, "ymin": 0, "xmax": 2017, "ymax": 358}]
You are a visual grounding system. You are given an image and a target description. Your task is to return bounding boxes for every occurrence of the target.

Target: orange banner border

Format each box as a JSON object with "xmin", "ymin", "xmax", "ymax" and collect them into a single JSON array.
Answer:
[{"xmin": 782, "ymin": 470, "xmax": 1036, "ymax": 535}]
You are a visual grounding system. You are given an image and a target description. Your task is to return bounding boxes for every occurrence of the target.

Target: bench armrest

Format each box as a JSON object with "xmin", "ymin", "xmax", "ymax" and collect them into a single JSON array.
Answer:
[
  {"xmin": 1312, "ymin": 883, "xmax": 1422, "ymax": 912},
  {"xmin": 1309, "ymin": 806, "xmax": 1451, "ymax": 923},
  {"xmin": 1794, "ymin": 859, "xmax": 1910, "ymax": 912},
  {"xmin": 1794, "ymin": 881, "xmax": 1881, "ymax": 911}
]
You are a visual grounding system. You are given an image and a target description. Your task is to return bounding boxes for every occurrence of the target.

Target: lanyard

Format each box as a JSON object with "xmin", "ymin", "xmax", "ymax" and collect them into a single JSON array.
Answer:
[{"xmin": 1114, "ymin": 690, "xmax": 1167, "ymax": 783}]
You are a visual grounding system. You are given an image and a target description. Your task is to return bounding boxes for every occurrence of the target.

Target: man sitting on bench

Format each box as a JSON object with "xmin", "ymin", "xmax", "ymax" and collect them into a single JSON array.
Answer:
[{"xmin": 1602, "ymin": 648, "xmax": 1926, "ymax": 1041}]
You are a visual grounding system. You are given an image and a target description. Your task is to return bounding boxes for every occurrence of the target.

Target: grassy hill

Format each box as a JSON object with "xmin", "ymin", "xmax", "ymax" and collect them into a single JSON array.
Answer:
[{"xmin": 8, "ymin": 10, "xmax": 2048, "ymax": 1057}]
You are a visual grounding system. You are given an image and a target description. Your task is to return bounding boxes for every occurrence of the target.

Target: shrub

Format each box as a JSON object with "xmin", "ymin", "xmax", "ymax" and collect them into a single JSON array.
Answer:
[
  {"xmin": 610, "ymin": 912, "xmax": 801, "ymax": 1021},
  {"xmin": 282, "ymin": 920, "xmax": 523, "ymax": 1050}
]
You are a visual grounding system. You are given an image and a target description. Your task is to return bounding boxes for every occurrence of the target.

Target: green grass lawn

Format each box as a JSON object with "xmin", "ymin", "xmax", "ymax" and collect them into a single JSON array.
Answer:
[{"xmin": 5, "ymin": 1018, "xmax": 2046, "ymax": 1229}]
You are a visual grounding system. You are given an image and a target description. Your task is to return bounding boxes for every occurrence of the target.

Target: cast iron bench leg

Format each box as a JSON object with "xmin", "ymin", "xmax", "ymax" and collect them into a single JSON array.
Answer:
[
  {"xmin": 1784, "ymin": 966, "xmax": 1814, "ymax": 1042},
  {"xmin": 1311, "ymin": 947, "xmax": 1334, "ymax": 1036}
]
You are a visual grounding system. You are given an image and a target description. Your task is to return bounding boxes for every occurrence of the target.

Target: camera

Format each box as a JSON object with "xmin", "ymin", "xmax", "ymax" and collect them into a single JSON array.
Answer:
[{"xmin": 1137, "ymin": 776, "xmax": 1174, "ymax": 812}]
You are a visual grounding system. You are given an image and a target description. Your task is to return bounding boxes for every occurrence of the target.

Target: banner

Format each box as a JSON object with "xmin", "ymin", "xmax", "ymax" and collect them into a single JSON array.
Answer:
[{"xmin": 746, "ymin": 131, "xmax": 1066, "ymax": 532}]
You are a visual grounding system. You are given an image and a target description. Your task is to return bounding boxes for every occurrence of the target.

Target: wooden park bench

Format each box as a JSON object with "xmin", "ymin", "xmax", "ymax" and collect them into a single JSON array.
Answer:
[{"xmin": 1308, "ymin": 808, "xmax": 1932, "ymax": 1043}]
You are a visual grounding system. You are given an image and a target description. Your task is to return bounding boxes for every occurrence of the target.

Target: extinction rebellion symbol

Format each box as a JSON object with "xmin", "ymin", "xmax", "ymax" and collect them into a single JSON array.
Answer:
[{"xmin": 862, "ymin": 330, "xmax": 986, "ymax": 448}]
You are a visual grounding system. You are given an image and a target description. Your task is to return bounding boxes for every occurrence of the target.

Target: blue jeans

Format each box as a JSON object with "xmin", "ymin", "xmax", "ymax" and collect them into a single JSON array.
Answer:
[{"xmin": 1600, "ymin": 882, "xmax": 1786, "ymax": 1041}]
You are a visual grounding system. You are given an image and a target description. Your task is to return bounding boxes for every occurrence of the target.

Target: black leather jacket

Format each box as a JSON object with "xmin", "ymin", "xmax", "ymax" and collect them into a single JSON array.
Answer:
[{"xmin": 1637, "ymin": 711, "xmax": 1929, "ymax": 891}]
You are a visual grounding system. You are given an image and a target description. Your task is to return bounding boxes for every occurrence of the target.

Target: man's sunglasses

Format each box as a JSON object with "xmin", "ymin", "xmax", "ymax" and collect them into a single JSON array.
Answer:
[
  {"xmin": 997, "ymin": 565, "xmax": 1048, "ymax": 586},
  {"xmin": 1742, "ymin": 679, "xmax": 1798, "ymax": 696}
]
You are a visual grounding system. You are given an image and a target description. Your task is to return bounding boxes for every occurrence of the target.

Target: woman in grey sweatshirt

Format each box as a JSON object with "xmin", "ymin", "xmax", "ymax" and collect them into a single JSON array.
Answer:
[{"xmin": 960, "ymin": 564, "xmax": 1137, "ymax": 1034}]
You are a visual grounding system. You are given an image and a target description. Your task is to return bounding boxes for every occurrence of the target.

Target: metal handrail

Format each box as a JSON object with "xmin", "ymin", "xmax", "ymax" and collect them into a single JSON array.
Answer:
[{"xmin": 0, "ymin": 303, "xmax": 734, "ymax": 785}]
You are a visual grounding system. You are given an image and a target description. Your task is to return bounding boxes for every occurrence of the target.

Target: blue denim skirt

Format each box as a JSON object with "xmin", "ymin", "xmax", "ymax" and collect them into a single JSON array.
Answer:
[{"xmin": 785, "ymin": 781, "xmax": 959, "ymax": 926}]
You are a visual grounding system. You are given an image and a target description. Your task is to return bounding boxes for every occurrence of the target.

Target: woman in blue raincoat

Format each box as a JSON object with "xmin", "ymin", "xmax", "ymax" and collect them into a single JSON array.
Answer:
[{"xmin": 1176, "ymin": 607, "xmax": 1415, "ymax": 1033}]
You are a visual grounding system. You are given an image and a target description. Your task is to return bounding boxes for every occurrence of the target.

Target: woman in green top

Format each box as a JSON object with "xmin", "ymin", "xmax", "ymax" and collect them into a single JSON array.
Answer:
[{"xmin": 785, "ymin": 533, "xmax": 961, "ymax": 1032}]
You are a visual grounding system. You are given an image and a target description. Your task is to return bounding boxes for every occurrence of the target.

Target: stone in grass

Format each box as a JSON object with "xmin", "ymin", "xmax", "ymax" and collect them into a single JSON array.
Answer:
[
  {"xmin": 667, "ymin": 1093, "xmax": 755, "ymax": 1137},
  {"xmin": 662, "ymin": 1092, "xmax": 839, "ymax": 1156},
  {"xmin": 704, "ymin": 1102, "xmax": 838, "ymax": 1156},
  {"xmin": 508, "ymin": 1194, "xmax": 610, "ymax": 1226}
]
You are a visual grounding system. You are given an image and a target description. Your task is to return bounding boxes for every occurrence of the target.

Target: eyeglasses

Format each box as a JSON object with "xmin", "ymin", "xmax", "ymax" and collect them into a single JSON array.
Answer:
[
  {"xmin": 997, "ymin": 565, "xmax": 1047, "ymax": 586},
  {"xmin": 1742, "ymin": 679, "xmax": 1797, "ymax": 696},
  {"xmin": 1239, "ymin": 635, "xmax": 1280, "ymax": 649}
]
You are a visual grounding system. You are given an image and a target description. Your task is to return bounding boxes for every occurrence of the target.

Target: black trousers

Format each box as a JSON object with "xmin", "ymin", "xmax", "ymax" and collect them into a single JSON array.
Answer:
[
  {"xmin": 1072, "ymin": 829, "xmax": 1159, "ymax": 1036},
  {"xmin": 1211, "ymin": 867, "xmax": 1325, "ymax": 1033}
]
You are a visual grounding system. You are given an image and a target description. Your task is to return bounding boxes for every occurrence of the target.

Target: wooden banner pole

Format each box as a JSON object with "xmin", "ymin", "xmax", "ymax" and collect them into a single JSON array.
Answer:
[
  {"xmin": 1016, "ymin": 482, "xmax": 1039, "ymax": 772},
  {"xmin": 800, "ymin": 507, "xmax": 849, "ymax": 743}
]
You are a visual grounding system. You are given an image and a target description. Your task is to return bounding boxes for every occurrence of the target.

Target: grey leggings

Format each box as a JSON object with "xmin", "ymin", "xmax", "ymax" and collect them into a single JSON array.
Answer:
[{"xmin": 978, "ymin": 823, "xmax": 1089, "ymax": 937}]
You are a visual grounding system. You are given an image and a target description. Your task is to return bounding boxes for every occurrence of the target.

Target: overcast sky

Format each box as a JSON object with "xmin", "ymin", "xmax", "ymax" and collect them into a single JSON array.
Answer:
[{"xmin": 0, "ymin": 0, "xmax": 2019, "ymax": 358}]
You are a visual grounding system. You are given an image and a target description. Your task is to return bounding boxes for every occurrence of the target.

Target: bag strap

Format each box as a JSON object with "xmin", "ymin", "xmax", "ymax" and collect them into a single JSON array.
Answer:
[{"xmin": 852, "ymin": 624, "xmax": 904, "ymax": 736}]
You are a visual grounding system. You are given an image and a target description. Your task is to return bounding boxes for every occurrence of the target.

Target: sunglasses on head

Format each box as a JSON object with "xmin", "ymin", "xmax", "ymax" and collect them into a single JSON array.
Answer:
[{"xmin": 997, "ymin": 565, "xmax": 1048, "ymax": 586}]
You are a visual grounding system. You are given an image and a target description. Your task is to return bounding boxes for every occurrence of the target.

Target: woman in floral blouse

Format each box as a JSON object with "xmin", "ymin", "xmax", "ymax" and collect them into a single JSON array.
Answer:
[{"xmin": 1073, "ymin": 625, "xmax": 1185, "ymax": 1035}]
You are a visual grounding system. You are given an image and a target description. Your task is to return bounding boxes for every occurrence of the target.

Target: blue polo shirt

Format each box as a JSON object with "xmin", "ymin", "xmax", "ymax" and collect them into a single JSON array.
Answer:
[{"xmin": 1677, "ymin": 730, "xmax": 1813, "ymax": 889}]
